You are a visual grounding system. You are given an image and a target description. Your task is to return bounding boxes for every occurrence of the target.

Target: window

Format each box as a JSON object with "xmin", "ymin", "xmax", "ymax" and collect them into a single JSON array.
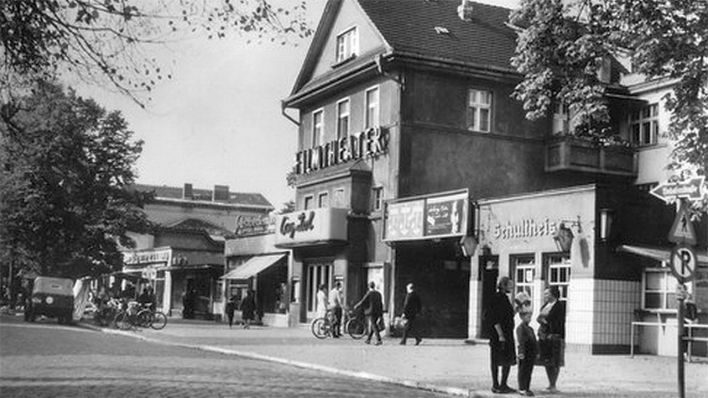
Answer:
[
  {"xmin": 312, "ymin": 109, "xmax": 324, "ymax": 147},
  {"xmin": 643, "ymin": 268, "xmax": 680, "ymax": 310},
  {"xmin": 513, "ymin": 255, "xmax": 536, "ymax": 298},
  {"xmin": 333, "ymin": 188, "xmax": 345, "ymax": 207},
  {"xmin": 290, "ymin": 278, "xmax": 301, "ymax": 303},
  {"xmin": 467, "ymin": 89, "xmax": 492, "ymax": 132},
  {"xmin": 303, "ymin": 195, "xmax": 314, "ymax": 210},
  {"xmin": 336, "ymin": 27, "xmax": 358, "ymax": 63},
  {"xmin": 307, "ymin": 263, "xmax": 331, "ymax": 312},
  {"xmin": 546, "ymin": 254, "xmax": 571, "ymax": 301},
  {"xmin": 553, "ymin": 103, "xmax": 570, "ymax": 135},
  {"xmin": 365, "ymin": 87, "xmax": 380, "ymax": 128},
  {"xmin": 337, "ymin": 99, "xmax": 350, "ymax": 139},
  {"xmin": 629, "ymin": 104, "xmax": 659, "ymax": 146},
  {"xmin": 318, "ymin": 192, "xmax": 329, "ymax": 208},
  {"xmin": 372, "ymin": 186, "xmax": 383, "ymax": 212}
]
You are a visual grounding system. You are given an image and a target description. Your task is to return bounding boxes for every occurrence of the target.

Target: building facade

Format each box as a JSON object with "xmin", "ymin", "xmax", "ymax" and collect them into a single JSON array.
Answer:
[
  {"xmin": 280, "ymin": 0, "xmax": 707, "ymax": 353},
  {"xmin": 120, "ymin": 183, "xmax": 274, "ymax": 318}
]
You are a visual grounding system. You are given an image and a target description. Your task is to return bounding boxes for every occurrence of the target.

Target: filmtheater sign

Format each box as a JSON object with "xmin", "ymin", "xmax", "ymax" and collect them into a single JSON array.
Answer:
[{"xmin": 295, "ymin": 127, "xmax": 388, "ymax": 175}]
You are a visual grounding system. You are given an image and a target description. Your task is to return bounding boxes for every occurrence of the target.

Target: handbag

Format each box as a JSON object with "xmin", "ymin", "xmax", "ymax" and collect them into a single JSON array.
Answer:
[
  {"xmin": 376, "ymin": 317, "xmax": 385, "ymax": 332},
  {"xmin": 393, "ymin": 316, "xmax": 408, "ymax": 331}
]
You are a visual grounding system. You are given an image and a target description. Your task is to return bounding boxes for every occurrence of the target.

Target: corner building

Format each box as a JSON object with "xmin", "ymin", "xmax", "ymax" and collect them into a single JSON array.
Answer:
[{"xmin": 281, "ymin": 0, "xmax": 707, "ymax": 353}]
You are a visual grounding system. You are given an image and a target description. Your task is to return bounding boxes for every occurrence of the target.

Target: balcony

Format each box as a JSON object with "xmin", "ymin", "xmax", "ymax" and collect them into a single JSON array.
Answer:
[{"xmin": 545, "ymin": 136, "xmax": 637, "ymax": 177}]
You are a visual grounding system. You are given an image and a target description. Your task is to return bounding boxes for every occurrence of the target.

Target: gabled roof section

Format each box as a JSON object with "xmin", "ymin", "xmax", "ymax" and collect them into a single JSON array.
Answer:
[{"xmin": 357, "ymin": 0, "xmax": 516, "ymax": 71}]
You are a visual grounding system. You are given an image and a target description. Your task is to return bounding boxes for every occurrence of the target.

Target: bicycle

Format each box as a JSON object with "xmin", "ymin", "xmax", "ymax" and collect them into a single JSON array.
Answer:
[
  {"xmin": 136, "ymin": 303, "xmax": 168, "ymax": 330},
  {"xmin": 114, "ymin": 301, "xmax": 141, "ymax": 330},
  {"xmin": 311, "ymin": 310, "xmax": 335, "ymax": 339},
  {"xmin": 344, "ymin": 309, "xmax": 366, "ymax": 339}
]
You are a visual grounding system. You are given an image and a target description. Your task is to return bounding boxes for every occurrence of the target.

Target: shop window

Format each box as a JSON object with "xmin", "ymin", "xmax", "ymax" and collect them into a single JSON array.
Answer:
[
  {"xmin": 215, "ymin": 280, "xmax": 223, "ymax": 302},
  {"xmin": 512, "ymin": 255, "xmax": 536, "ymax": 298},
  {"xmin": 365, "ymin": 86, "xmax": 380, "ymax": 128},
  {"xmin": 333, "ymin": 188, "xmax": 345, "ymax": 207},
  {"xmin": 553, "ymin": 103, "xmax": 570, "ymax": 135},
  {"xmin": 318, "ymin": 192, "xmax": 329, "ymax": 208},
  {"xmin": 467, "ymin": 89, "xmax": 492, "ymax": 132},
  {"xmin": 337, "ymin": 98, "xmax": 350, "ymax": 139},
  {"xmin": 643, "ymin": 268, "xmax": 681, "ymax": 310},
  {"xmin": 303, "ymin": 195, "xmax": 314, "ymax": 210},
  {"xmin": 372, "ymin": 186, "xmax": 383, "ymax": 212},
  {"xmin": 629, "ymin": 103, "xmax": 659, "ymax": 146},
  {"xmin": 336, "ymin": 27, "xmax": 358, "ymax": 63},
  {"xmin": 545, "ymin": 254, "xmax": 571, "ymax": 301},
  {"xmin": 312, "ymin": 109, "xmax": 324, "ymax": 147}
]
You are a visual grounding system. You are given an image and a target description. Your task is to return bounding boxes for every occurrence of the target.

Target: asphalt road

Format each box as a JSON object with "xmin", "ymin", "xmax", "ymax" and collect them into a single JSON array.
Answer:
[{"xmin": 0, "ymin": 314, "xmax": 447, "ymax": 398}]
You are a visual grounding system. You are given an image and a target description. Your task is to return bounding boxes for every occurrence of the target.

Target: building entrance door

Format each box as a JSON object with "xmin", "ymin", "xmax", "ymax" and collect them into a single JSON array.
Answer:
[
  {"xmin": 480, "ymin": 255, "xmax": 499, "ymax": 339},
  {"xmin": 305, "ymin": 261, "xmax": 332, "ymax": 320}
]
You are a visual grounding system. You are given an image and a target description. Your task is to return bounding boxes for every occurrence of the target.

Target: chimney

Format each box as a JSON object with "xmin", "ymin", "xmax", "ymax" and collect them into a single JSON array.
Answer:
[
  {"xmin": 213, "ymin": 185, "xmax": 230, "ymax": 202},
  {"xmin": 183, "ymin": 183, "xmax": 193, "ymax": 200},
  {"xmin": 458, "ymin": 0, "xmax": 474, "ymax": 21}
]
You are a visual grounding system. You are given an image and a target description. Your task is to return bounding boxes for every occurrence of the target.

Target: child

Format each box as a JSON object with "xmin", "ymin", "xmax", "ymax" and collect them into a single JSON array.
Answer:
[{"xmin": 516, "ymin": 309, "xmax": 538, "ymax": 396}]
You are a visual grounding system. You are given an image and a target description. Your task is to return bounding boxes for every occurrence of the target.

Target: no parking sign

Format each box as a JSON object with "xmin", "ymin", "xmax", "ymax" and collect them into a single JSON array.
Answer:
[{"xmin": 670, "ymin": 245, "xmax": 696, "ymax": 284}]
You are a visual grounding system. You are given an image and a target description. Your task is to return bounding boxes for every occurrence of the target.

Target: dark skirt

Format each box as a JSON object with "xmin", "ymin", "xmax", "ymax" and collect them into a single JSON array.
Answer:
[
  {"xmin": 490, "ymin": 341, "xmax": 517, "ymax": 366},
  {"xmin": 538, "ymin": 334, "xmax": 564, "ymax": 367}
]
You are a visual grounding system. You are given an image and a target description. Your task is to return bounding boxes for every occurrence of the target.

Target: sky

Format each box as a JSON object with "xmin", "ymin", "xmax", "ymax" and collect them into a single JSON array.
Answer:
[{"xmin": 73, "ymin": 0, "xmax": 520, "ymax": 211}]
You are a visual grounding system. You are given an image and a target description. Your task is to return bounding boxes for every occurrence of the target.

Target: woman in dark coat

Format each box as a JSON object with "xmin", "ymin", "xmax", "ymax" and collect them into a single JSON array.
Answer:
[
  {"xmin": 225, "ymin": 295, "xmax": 236, "ymax": 328},
  {"xmin": 240, "ymin": 289, "xmax": 256, "ymax": 329},
  {"xmin": 537, "ymin": 286, "xmax": 566, "ymax": 393},
  {"xmin": 487, "ymin": 276, "xmax": 516, "ymax": 394}
]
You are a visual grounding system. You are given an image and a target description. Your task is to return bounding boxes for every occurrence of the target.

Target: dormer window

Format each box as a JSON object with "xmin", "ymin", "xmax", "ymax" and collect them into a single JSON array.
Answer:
[{"xmin": 336, "ymin": 27, "xmax": 358, "ymax": 63}]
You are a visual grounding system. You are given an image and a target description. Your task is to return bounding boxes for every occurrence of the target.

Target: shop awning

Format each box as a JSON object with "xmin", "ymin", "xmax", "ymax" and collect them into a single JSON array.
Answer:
[
  {"xmin": 618, "ymin": 244, "xmax": 708, "ymax": 265},
  {"xmin": 162, "ymin": 264, "xmax": 223, "ymax": 272},
  {"xmin": 222, "ymin": 253, "xmax": 286, "ymax": 280}
]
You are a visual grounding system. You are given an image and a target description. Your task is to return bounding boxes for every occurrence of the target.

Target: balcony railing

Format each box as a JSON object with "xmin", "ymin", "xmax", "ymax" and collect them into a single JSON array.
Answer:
[{"xmin": 545, "ymin": 136, "xmax": 637, "ymax": 177}]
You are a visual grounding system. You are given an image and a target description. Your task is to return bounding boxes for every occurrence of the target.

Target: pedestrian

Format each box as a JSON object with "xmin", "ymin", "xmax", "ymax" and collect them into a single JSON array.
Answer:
[
  {"xmin": 225, "ymin": 295, "xmax": 236, "ymax": 328},
  {"xmin": 316, "ymin": 284, "xmax": 328, "ymax": 318},
  {"xmin": 400, "ymin": 282, "xmax": 422, "ymax": 345},
  {"xmin": 354, "ymin": 281, "xmax": 384, "ymax": 346},
  {"xmin": 516, "ymin": 308, "xmax": 538, "ymax": 396},
  {"xmin": 137, "ymin": 285, "xmax": 155, "ymax": 308},
  {"xmin": 537, "ymin": 286, "xmax": 566, "ymax": 394},
  {"xmin": 328, "ymin": 282, "xmax": 344, "ymax": 337},
  {"xmin": 486, "ymin": 276, "xmax": 516, "ymax": 394},
  {"xmin": 240, "ymin": 289, "xmax": 256, "ymax": 329}
]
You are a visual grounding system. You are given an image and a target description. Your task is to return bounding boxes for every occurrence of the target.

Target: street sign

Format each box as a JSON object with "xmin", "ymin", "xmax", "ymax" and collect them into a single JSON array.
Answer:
[
  {"xmin": 650, "ymin": 177, "xmax": 705, "ymax": 203},
  {"xmin": 668, "ymin": 201, "xmax": 697, "ymax": 245},
  {"xmin": 670, "ymin": 245, "xmax": 696, "ymax": 283}
]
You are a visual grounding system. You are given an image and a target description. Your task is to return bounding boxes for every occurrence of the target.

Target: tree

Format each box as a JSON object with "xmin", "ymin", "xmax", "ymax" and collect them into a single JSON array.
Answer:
[
  {"xmin": 510, "ymin": 0, "xmax": 708, "ymax": 198},
  {"xmin": 0, "ymin": 81, "xmax": 153, "ymax": 278},
  {"xmin": 277, "ymin": 200, "xmax": 295, "ymax": 214},
  {"xmin": 1, "ymin": 0, "xmax": 313, "ymax": 104}
]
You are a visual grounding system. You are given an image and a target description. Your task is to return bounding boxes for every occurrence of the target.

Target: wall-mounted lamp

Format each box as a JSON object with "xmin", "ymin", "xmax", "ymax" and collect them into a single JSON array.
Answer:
[{"xmin": 599, "ymin": 208, "xmax": 614, "ymax": 242}]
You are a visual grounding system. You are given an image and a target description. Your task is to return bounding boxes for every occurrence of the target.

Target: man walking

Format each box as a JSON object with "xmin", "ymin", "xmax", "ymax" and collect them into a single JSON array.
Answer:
[
  {"xmin": 328, "ymin": 282, "xmax": 344, "ymax": 337},
  {"xmin": 400, "ymin": 282, "xmax": 422, "ymax": 345},
  {"xmin": 354, "ymin": 281, "xmax": 383, "ymax": 345}
]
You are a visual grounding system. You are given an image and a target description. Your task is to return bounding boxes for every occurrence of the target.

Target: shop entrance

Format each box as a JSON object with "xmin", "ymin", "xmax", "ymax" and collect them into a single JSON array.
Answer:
[
  {"xmin": 305, "ymin": 261, "xmax": 332, "ymax": 320},
  {"xmin": 479, "ymin": 255, "xmax": 499, "ymax": 339}
]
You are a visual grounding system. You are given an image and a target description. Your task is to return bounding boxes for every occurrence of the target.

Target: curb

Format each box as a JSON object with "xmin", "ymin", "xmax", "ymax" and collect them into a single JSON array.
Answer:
[{"xmin": 78, "ymin": 322, "xmax": 488, "ymax": 397}]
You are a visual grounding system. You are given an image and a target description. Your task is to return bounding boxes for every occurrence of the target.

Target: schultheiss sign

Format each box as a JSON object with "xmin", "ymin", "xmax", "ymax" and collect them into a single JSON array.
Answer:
[{"xmin": 274, "ymin": 208, "xmax": 349, "ymax": 247}]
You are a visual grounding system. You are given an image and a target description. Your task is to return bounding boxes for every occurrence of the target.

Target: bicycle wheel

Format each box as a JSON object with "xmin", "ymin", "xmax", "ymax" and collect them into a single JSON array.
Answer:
[
  {"xmin": 114, "ymin": 311, "xmax": 131, "ymax": 330},
  {"xmin": 311, "ymin": 317, "xmax": 329, "ymax": 339},
  {"xmin": 150, "ymin": 311, "xmax": 168, "ymax": 330},
  {"xmin": 346, "ymin": 318, "xmax": 366, "ymax": 339},
  {"xmin": 136, "ymin": 309, "xmax": 153, "ymax": 328}
]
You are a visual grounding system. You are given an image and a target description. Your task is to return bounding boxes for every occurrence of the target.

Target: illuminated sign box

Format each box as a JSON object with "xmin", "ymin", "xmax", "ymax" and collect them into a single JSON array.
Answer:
[
  {"xmin": 384, "ymin": 189, "xmax": 469, "ymax": 242},
  {"xmin": 274, "ymin": 208, "xmax": 349, "ymax": 247}
]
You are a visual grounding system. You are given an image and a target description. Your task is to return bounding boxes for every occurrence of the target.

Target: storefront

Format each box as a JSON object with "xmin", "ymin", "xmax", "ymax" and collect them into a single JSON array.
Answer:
[
  {"xmin": 468, "ymin": 184, "xmax": 705, "ymax": 355},
  {"xmin": 384, "ymin": 189, "xmax": 473, "ymax": 337},
  {"xmin": 274, "ymin": 207, "xmax": 351, "ymax": 324}
]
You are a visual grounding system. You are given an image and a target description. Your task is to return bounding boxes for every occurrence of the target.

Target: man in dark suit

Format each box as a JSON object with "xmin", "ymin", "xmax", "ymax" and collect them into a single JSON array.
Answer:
[
  {"xmin": 400, "ymin": 282, "xmax": 422, "ymax": 345},
  {"xmin": 354, "ymin": 281, "xmax": 383, "ymax": 345}
]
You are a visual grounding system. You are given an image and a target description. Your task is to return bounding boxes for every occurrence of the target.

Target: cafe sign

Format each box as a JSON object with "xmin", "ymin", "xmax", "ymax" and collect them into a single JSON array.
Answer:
[
  {"xmin": 123, "ymin": 248, "xmax": 171, "ymax": 265},
  {"xmin": 234, "ymin": 214, "xmax": 275, "ymax": 237},
  {"xmin": 274, "ymin": 208, "xmax": 348, "ymax": 247},
  {"xmin": 384, "ymin": 190, "xmax": 469, "ymax": 241},
  {"xmin": 294, "ymin": 127, "xmax": 388, "ymax": 175}
]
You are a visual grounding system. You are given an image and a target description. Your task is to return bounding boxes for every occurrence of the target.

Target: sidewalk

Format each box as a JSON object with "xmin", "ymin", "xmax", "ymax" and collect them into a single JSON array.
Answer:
[{"xmin": 82, "ymin": 319, "xmax": 708, "ymax": 398}]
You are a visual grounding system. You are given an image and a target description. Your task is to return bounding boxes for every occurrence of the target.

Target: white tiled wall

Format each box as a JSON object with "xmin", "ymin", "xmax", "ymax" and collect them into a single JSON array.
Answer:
[{"xmin": 567, "ymin": 278, "xmax": 642, "ymax": 348}]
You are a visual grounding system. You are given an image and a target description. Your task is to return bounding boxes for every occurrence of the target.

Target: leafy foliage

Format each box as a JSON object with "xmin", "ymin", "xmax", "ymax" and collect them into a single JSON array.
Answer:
[
  {"xmin": 0, "ymin": 81, "xmax": 153, "ymax": 278},
  {"xmin": 510, "ymin": 0, "xmax": 708, "ymax": 187},
  {"xmin": 1, "ymin": 0, "xmax": 313, "ymax": 104}
]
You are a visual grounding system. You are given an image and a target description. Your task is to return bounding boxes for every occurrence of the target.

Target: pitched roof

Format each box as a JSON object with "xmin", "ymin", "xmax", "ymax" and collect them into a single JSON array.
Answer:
[
  {"xmin": 357, "ymin": 0, "xmax": 517, "ymax": 71},
  {"xmin": 130, "ymin": 184, "xmax": 273, "ymax": 209}
]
